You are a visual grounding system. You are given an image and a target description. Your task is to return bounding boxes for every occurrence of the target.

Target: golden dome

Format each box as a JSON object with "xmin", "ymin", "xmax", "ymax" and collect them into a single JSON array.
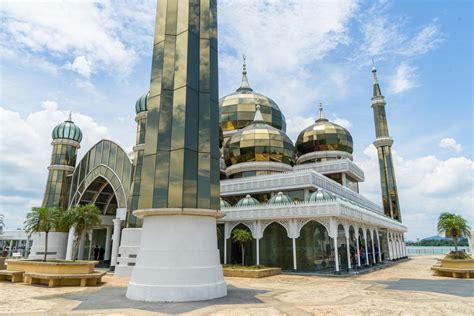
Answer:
[
  {"xmin": 219, "ymin": 61, "xmax": 286, "ymax": 132},
  {"xmin": 225, "ymin": 106, "xmax": 294, "ymax": 166},
  {"xmin": 296, "ymin": 104, "xmax": 353, "ymax": 157}
]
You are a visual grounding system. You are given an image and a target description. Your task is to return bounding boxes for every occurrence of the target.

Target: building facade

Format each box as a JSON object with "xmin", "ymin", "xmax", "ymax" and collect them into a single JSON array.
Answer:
[{"xmin": 29, "ymin": 59, "xmax": 407, "ymax": 276}]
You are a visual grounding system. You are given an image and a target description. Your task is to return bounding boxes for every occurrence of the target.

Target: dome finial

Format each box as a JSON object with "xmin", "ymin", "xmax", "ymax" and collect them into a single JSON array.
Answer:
[
  {"xmin": 316, "ymin": 102, "xmax": 327, "ymax": 122},
  {"xmin": 253, "ymin": 101, "xmax": 264, "ymax": 122},
  {"xmin": 237, "ymin": 54, "xmax": 252, "ymax": 92},
  {"xmin": 68, "ymin": 111, "xmax": 72, "ymax": 122},
  {"xmin": 371, "ymin": 58, "xmax": 382, "ymax": 97}
]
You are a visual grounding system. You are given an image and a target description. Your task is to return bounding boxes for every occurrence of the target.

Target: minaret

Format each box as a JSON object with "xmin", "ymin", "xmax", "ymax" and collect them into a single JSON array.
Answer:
[
  {"xmin": 126, "ymin": 0, "xmax": 226, "ymax": 302},
  {"xmin": 371, "ymin": 61, "xmax": 402, "ymax": 222},
  {"xmin": 43, "ymin": 113, "xmax": 82, "ymax": 210}
]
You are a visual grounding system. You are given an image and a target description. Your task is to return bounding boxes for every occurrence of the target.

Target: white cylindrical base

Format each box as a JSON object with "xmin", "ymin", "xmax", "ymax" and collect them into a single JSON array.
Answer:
[
  {"xmin": 114, "ymin": 228, "xmax": 142, "ymax": 277},
  {"xmin": 126, "ymin": 214, "xmax": 227, "ymax": 302},
  {"xmin": 28, "ymin": 232, "xmax": 68, "ymax": 260}
]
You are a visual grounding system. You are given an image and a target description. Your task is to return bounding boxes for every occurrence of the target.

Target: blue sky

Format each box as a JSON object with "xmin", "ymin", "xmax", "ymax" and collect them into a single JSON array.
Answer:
[{"xmin": 0, "ymin": 0, "xmax": 472, "ymax": 240}]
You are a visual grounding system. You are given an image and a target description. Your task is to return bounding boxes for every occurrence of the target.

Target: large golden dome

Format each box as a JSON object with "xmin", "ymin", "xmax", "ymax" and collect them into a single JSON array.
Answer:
[
  {"xmin": 225, "ymin": 106, "xmax": 294, "ymax": 166},
  {"xmin": 219, "ymin": 62, "xmax": 286, "ymax": 132},
  {"xmin": 296, "ymin": 104, "xmax": 353, "ymax": 157}
]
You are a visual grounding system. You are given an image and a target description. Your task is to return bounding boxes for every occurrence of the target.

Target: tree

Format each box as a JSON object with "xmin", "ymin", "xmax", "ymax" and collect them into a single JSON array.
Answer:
[
  {"xmin": 0, "ymin": 214, "xmax": 4, "ymax": 232},
  {"xmin": 232, "ymin": 228, "xmax": 253, "ymax": 266},
  {"xmin": 437, "ymin": 212, "xmax": 471, "ymax": 253},
  {"xmin": 24, "ymin": 207, "xmax": 62, "ymax": 262},
  {"xmin": 66, "ymin": 204, "xmax": 101, "ymax": 261}
]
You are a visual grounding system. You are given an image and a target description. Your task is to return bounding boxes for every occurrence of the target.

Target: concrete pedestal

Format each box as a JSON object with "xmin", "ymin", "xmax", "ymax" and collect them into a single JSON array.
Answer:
[
  {"xmin": 114, "ymin": 228, "xmax": 142, "ymax": 277},
  {"xmin": 126, "ymin": 214, "xmax": 227, "ymax": 302},
  {"xmin": 28, "ymin": 232, "xmax": 68, "ymax": 260}
]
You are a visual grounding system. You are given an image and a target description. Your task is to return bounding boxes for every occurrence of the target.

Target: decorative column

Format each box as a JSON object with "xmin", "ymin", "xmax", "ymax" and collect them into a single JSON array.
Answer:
[
  {"xmin": 343, "ymin": 224, "xmax": 351, "ymax": 270},
  {"xmin": 370, "ymin": 229, "xmax": 376, "ymax": 264},
  {"xmin": 104, "ymin": 226, "xmax": 113, "ymax": 261},
  {"xmin": 394, "ymin": 234, "xmax": 399, "ymax": 259},
  {"xmin": 355, "ymin": 229, "xmax": 361, "ymax": 267},
  {"xmin": 110, "ymin": 219, "xmax": 122, "ymax": 268},
  {"xmin": 65, "ymin": 226, "xmax": 75, "ymax": 260},
  {"xmin": 363, "ymin": 229, "xmax": 369, "ymax": 265},
  {"xmin": 126, "ymin": 0, "xmax": 226, "ymax": 302},
  {"xmin": 376, "ymin": 230, "xmax": 382, "ymax": 262},
  {"xmin": 224, "ymin": 223, "xmax": 229, "ymax": 265},
  {"xmin": 333, "ymin": 236, "xmax": 339, "ymax": 272},
  {"xmin": 387, "ymin": 232, "xmax": 393, "ymax": 260},
  {"xmin": 292, "ymin": 238, "xmax": 297, "ymax": 270}
]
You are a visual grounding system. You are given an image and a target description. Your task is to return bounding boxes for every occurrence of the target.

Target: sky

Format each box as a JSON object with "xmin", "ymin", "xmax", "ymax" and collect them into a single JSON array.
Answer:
[{"xmin": 0, "ymin": 0, "xmax": 472, "ymax": 241}]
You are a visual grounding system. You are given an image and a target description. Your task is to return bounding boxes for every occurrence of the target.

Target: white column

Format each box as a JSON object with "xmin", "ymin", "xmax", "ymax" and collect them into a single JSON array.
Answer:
[
  {"xmin": 370, "ymin": 231, "xmax": 376, "ymax": 264},
  {"xmin": 292, "ymin": 238, "xmax": 297, "ymax": 270},
  {"xmin": 356, "ymin": 234, "xmax": 361, "ymax": 267},
  {"xmin": 110, "ymin": 219, "xmax": 122, "ymax": 267},
  {"xmin": 363, "ymin": 231, "xmax": 369, "ymax": 265},
  {"xmin": 65, "ymin": 226, "xmax": 76, "ymax": 260},
  {"xmin": 345, "ymin": 235, "xmax": 351, "ymax": 270},
  {"xmin": 223, "ymin": 237, "xmax": 227, "ymax": 264},
  {"xmin": 375, "ymin": 231, "xmax": 382, "ymax": 262},
  {"xmin": 394, "ymin": 234, "xmax": 399, "ymax": 259},
  {"xmin": 256, "ymin": 237, "xmax": 260, "ymax": 266},
  {"xmin": 78, "ymin": 230, "xmax": 86, "ymax": 260},
  {"xmin": 334, "ymin": 237, "xmax": 339, "ymax": 272},
  {"xmin": 87, "ymin": 230, "xmax": 93, "ymax": 260},
  {"xmin": 342, "ymin": 173, "xmax": 347, "ymax": 187},
  {"xmin": 387, "ymin": 232, "xmax": 393, "ymax": 260},
  {"xmin": 105, "ymin": 226, "xmax": 113, "ymax": 261}
]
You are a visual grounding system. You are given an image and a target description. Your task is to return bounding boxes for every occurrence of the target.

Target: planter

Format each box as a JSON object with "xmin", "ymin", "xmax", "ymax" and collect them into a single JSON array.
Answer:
[
  {"xmin": 440, "ymin": 259, "xmax": 474, "ymax": 269},
  {"xmin": 0, "ymin": 257, "xmax": 6, "ymax": 270},
  {"xmin": 223, "ymin": 267, "xmax": 281, "ymax": 278},
  {"xmin": 28, "ymin": 232, "xmax": 68, "ymax": 260},
  {"xmin": 6, "ymin": 259, "xmax": 98, "ymax": 274}
]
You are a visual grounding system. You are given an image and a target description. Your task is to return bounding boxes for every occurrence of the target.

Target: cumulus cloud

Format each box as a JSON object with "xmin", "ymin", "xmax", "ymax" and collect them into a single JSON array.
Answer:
[
  {"xmin": 0, "ymin": 102, "xmax": 109, "ymax": 229},
  {"xmin": 0, "ymin": 1, "xmax": 155, "ymax": 77},
  {"xmin": 286, "ymin": 115, "xmax": 316, "ymax": 141},
  {"xmin": 358, "ymin": 145, "xmax": 474, "ymax": 240},
  {"xmin": 389, "ymin": 63, "xmax": 420, "ymax": 94},
  {"xmin": 332, "ymin": 115, "xmax": 353, "ymax": 129},
  {"xmin": 438, "ymin": 137, "xmax": 462, "ymax": 153},
  {"xmin": 64, "ymin": 56, "xmax": 92, "ymax": 77}
]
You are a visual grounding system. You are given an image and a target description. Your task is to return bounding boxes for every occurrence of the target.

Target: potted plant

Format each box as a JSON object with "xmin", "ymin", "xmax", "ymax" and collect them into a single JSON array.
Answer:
[
  {"xmin": 232, "ymin": 228, "xmax": 253, "ymax": 266},
  {"xmin": 24, "ymin": 207, "xmax": 62, "ymax": 262},
  {"xmin": 66, "ymin": 204, "xmax": 101, "ymax": 261}
]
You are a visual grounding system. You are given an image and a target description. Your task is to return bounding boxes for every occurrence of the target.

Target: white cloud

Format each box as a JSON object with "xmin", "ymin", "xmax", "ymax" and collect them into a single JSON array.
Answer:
[
  {"xmin": 389, "ymin": 62, "xmax": 420, "ymax": 94},
  {"xmin": 0, "ymin": 102, "xmax": 110, "ymax": 229},
  {"xmin": 403, "ymin": 20, "xmax": 444, "ymax": 56},
  {"xmin": 218, "ymin": 0, "xmax": 359, "ymax": 116},
  {"xmin": 439, "ymin": 137, "xmax": 462, "ymax": 153},
  {"xmin": 358, "ymin": 145, "xmax": 474, "ymax": 240},
  {"xmin": 286, "ymin": 115, "xmax": 316, "ymax": 141},
  {"xmin": 0, "ymin": 1, "xmax": 155, "ymax": 77},
  {"xmin": 64, "ymin": 56, "xmax": 92, "ymax": 77},
  {"xmin": 332, "ymin": 114, "xmax": 353, "ymax": 129}
]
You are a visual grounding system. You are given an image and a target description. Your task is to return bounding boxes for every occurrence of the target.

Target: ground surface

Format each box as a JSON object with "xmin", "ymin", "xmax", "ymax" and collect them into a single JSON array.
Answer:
[{"xmin": 0, "ymin": 256, "xmax": 472, "ymax": 315}]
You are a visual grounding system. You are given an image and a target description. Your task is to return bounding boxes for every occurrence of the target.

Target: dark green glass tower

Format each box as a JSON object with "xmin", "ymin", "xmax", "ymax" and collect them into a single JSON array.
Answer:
[
  {"xmin": 42, "ymin": 115, "xmax": 82, "ymax": 209},
  {"xmin": 136, "ymin": 0, "xmax": 220, "ymax": 213},
  {"xmin": 371, "ymin": 64, "xmax": 402, "ymax": 222}
]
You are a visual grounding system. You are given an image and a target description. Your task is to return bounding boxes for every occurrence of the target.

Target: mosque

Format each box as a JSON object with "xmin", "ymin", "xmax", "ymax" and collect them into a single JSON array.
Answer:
[{"xmin": 29, "ymin": 56, "xmax": 407, "ymax": 276}]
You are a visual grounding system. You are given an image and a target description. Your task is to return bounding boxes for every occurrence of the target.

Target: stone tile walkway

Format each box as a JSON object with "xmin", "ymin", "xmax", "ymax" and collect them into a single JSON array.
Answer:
[{"xmin": 0, "ymin": 256, "xmax": 472, "ymax": 315}]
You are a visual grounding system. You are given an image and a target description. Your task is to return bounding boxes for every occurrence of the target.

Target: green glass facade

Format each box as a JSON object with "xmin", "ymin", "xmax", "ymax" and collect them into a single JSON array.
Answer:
[{"xmin": 136, "ymin": 0, "xmax": 220, "ymax": 211}]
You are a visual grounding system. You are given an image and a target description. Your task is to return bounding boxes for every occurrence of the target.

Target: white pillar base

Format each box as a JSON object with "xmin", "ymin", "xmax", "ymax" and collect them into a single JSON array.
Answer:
[
  {"xmin": 114, "ymin": 228, "xmax": 142, "ymax": 277},
  {"xmin": 28, "ymin": 232, "xmax": 68, "ymax": 260},
  {"xmin": 126, "ymin": 214, "xmax": 227, "ymax": 302}
]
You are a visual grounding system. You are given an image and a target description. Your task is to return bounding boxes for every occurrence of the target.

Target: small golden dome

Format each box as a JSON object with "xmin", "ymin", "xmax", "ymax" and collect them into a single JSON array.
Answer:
[
  {"xmin": 225, "ymin": 105, "xmax": 294, "ymax": 166},
  {"xmin": 219, "ymin": 60, "xmax": 286, "ymax": 132},
  {"xmin": 296, "ymin": 104, "xmax": 353, "ymax": 157}
]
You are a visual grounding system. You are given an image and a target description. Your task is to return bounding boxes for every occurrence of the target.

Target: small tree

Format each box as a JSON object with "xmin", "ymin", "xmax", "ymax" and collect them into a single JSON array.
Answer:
[
  {"xmin": 232, "ymin": 228, "xmax": 253, "ymax": 266},
  {"xmin": 24, "ymin": 207, "xmax": 61, "ymax": 262},
  {"xmin": 0, "ymin": 214, "xmax": 4, "ymax": 233},
  {"xmin": 66, "ymin": 204, "xmax": 101, "ymax": 261},
  {"xmin": 437, "ymin": 212, "xmax": 471, "ymax": 253}
]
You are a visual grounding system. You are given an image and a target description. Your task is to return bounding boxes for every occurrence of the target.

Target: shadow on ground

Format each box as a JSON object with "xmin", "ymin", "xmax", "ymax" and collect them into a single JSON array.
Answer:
[
  {"xmin": 39, "ymin": 285, "xmax": 267, "ymax": 314},
  {"xmin": 378, "ymin": 278, "xmax": 474, "ymax": 297}
]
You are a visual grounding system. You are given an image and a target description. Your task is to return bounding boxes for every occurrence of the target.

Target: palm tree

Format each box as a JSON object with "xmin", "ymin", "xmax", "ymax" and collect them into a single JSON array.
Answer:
[
  {"xmin": 66, "ymin": 204, "xmax": 101, "ymax": 261},
  {"xmin": 0, "ymin": 214, "xmax": 4, "ymax": 233},
  {"xmin": 232, "ymin": 228, "xmax": 253, "ymax": 266},
  {"xmin": 24, "ymin": 207, "xmax": 61, "ymax": 262},
  {"xmin": 437, "ymin": 212, "xmax": 471, "ymax": 252}
]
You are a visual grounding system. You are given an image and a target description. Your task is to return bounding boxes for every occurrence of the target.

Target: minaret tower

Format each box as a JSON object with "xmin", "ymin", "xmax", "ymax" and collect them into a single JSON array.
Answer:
[
  {"xmin": 43, "ymin": 113, "xmax": 82, "ymax": 210},
  {"xmin": 371, "ymin": 61, "xmax": 402, "ymax": 222},
  {"xmin": 126, "ymin": 0, "xmax": 226, "ymax": 302}
]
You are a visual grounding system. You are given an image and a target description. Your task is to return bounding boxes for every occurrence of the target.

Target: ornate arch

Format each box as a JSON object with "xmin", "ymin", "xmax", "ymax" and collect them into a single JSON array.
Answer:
[
  {"xmin": 261, "ymin": 219, "xmax": 290, "ymax": 238},
  {"xmin": 68, "ymin": 139, "xmax": 132, "ymax": 210},
  {"xmin": 296, "ymin": 218, "xmax": 331, "ymax": 239}
]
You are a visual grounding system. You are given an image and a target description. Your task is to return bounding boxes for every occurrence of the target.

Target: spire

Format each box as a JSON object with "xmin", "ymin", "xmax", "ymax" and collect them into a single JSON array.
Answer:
[
  {"xmin": 236, "ymin": 54, "xmax": 253, "ymax": 92},
  {"xmin": 372, "ymin": 58, "xmax": 382, "ymax": 97},
  {"xmin": 253, "ymin": 102, "xmax": 264, "ymax": 122},
  {"xmin": 67, "ymin": 111, "xmax": 72, "ymax": 122},
  {"xmin": 316, "ymin": 102, "xmax": 328, "ymax": 122}
]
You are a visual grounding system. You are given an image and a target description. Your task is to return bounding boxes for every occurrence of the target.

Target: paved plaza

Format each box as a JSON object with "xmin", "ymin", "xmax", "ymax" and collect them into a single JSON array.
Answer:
[{"xmin": 0, "ymin": 256, "xmax": 472, "ymax": 315}]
